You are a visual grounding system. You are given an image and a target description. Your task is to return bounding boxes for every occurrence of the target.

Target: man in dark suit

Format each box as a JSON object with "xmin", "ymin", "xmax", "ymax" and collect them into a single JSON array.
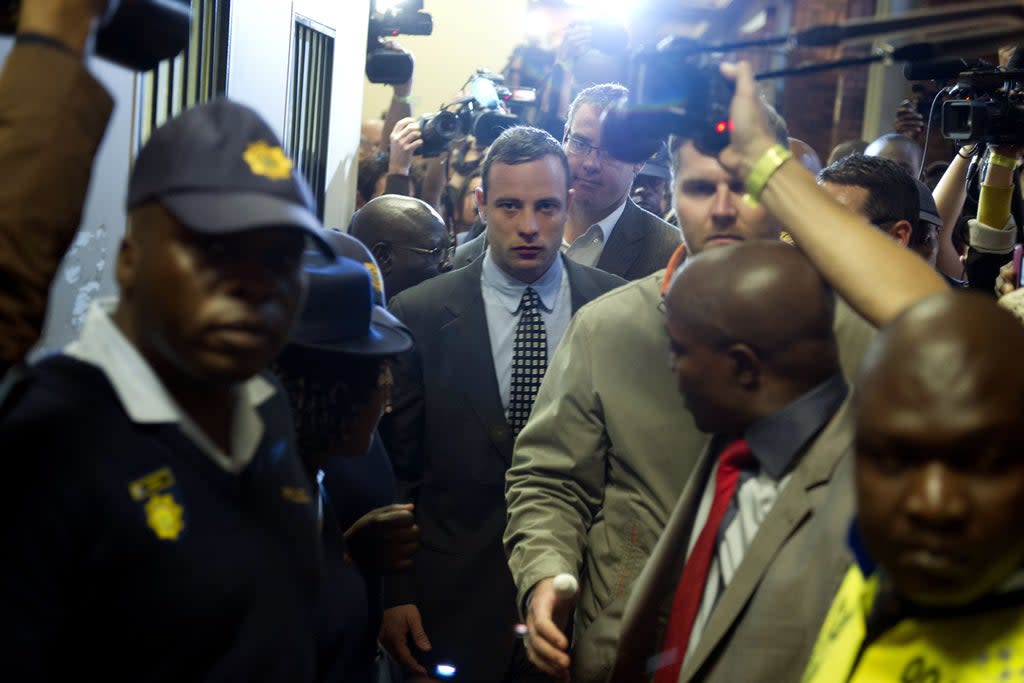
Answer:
[
  {"xmin": 378, "ymin": 125, "xmax": 625, "ymax": 681},
  {"xmin": 452, "ymin": 84, "xmax": 679, "ymax": 281}
]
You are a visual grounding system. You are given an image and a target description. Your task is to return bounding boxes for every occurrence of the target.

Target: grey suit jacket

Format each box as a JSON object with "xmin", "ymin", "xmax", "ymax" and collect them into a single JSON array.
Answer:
[
  {"xmin": 606, "ymin": 400, "xmax": 857, "ymax": 683},
  {"xmin": 452, "ymin": 199, "xmax": 680, "ymax": 280},
  {"xmin": 595, "ymin": 199, "xmax": 680, "ymax": 280},
  {"xmin": 380, "ymin": 255, "xmax": 625, "ymax": 681}
]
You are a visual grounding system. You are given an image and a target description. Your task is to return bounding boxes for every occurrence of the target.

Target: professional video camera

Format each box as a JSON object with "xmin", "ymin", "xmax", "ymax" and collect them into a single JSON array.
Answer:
[
  {"xmin": 940, "ymin": 68, "xmax": 1024, "ymax": 145},
  {"xmin": 365, "ymin": 0, "xmax": 433, "ymax": 85},
  {"xmin": 1, "ymin": 0, "xmax": 191, "ymax": 72},
  {"xmin": 600, "ymin": 38, "xmax": 735, "ymax": 164},
  {"xmin": 416, "ymin": 70, "xmax": 524, "ymax": 157}
]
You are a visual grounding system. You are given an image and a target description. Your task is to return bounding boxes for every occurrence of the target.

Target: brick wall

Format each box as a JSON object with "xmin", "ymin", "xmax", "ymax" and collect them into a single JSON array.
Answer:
[{"xmin": 770, "ymin": 0, "xmax": 877, "ymax": 165}]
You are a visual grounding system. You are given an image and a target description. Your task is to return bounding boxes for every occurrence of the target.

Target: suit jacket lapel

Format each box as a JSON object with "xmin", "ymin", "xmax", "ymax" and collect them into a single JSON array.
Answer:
[
  {"xmin": 438, "ymin": 260, "xmax": 514, "ymax": 464},
  {"xmin": 680, "ymin": 402, "xmax": 854, "ymax": 682},
  {"xmin": 596, "ymin": 200, "xmax": 643, "ymax": 278},
  {"xmin": 564, "ymin": 256, "xmax": 599, "ymax": 313}
]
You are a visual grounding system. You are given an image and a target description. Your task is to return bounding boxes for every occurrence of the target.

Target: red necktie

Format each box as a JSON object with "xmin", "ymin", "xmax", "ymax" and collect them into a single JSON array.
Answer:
[{"xmin": 654, "ymin": 438, "xmax": 755, "ymax": 683}]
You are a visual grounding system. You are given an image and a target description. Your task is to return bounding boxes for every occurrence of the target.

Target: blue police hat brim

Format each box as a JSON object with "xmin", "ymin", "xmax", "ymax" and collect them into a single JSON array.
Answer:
[
  {"xmin": 290, "ymin": 305, "xmax": 413, "ymax": 356},
  {"xmin": 161, "ymin": 190, "xmax": 334, "ymax": 254},
  {"xmin": 286, "ymin": 252, "xmax": 413, "ymax": 357}
]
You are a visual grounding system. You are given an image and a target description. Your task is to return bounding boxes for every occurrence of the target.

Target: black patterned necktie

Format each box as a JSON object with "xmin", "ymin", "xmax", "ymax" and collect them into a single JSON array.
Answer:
[{"xmin": 507, "ymin": 287, "xmax": 548, "ymax": 438}]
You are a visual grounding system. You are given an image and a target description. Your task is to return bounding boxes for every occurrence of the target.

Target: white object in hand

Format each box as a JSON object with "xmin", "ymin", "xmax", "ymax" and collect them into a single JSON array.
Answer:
[{"xmin": 553, "ymin": 573, "xmax": 578, "ymax": 599}]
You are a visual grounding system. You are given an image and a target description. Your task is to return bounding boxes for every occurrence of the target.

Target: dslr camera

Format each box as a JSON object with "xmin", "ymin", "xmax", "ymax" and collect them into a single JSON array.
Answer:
[
  {"xmin": 941, "ymin": 68, "xmax": 1024, "ymax": 145},
  {"xmin": 599, "ymin": 38, "xmax": 735, "ymax": 163},
  {"xmin": 365, "ymin": 0, "xmax": 433, "ymax": 85},
  {"xmin": 416, "ymin": 70, "xmax": 522, "ymax": 157},
  {"xmin": 1, "ymin": 0, "xmax": 191, "ymax": 71}
]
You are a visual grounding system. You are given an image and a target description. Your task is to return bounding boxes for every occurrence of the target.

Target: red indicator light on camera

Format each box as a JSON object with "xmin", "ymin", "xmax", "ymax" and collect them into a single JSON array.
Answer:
[{"xmin": 715, "ymin": 120, "xmax": 729, "ymax": 134}]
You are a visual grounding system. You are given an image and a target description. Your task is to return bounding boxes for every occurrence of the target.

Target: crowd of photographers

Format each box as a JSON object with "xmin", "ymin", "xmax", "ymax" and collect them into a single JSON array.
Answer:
[{"xmin": 3, "ymin": 2, "xmax": 1024, "ymax": 683}]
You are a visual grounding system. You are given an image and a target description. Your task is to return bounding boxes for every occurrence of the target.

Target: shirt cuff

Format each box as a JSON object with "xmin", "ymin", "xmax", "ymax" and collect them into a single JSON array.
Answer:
[{"xmin": 968, "ymin": 216, "xmax": 1018, "ymax": 255}]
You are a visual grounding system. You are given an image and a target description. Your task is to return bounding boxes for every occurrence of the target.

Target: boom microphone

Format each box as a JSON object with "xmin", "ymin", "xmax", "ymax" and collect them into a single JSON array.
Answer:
[{"xmin": 904, "ymin": 57, "xmax": 994, "ymax": 81}]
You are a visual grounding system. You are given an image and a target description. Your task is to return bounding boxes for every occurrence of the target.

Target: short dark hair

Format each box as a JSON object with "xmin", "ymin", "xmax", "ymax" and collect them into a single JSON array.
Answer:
[
  {"xmin": 357, "ymin": 151, "xmax": 389, "ymax": 204},
  {"xmin": 480, "ymin": 126, "xmax": 570, "ymax": 200},
  {"xmin": 668, "ymin": 101, "xmax": 789, "ymax": 175},
  {"xmin": 818, "ymin": 154, "xmax": 932, "ymax": 250},
  {"xmin": 564, "ymin": 83, "xmax": 628, "ymax": 139}
]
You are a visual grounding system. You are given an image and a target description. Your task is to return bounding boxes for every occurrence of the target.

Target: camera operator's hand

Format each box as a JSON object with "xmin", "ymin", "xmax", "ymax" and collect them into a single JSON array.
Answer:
[
  {"xmin": 18, "ymin": 0, "xmax": 108, "ymax": 54},
  {"xmin": 556, "ymin": 22, "xmax": 592, "ymax": 70},
  {"xmin": 895, "ymin": 103, "xmax": 925, "ymax": 141},
  {"xmin": 383, "ymin": 40, "xmax": 415, "ymax": 99},
  {"xmin": 717, "ymin": 61, "xmax": 776, "ymax": 181},
  {"xmin": 389, "ymin": 117, "xmax": 423, "ymax": 176}
]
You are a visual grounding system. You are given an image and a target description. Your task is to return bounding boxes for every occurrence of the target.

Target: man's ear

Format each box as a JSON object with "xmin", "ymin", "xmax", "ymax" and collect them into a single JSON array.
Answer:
[
  {"xmin": 475, "ymin": 185, "xmax": 487, "ymax": 222},
  {"xmin": 727, "ymin": 343, "xmax": 761, "ymax": 390},
  {"xmin": 887, "ymin": 219, "xmax": 913, "ymax": 248},
  {"xmin": 371, "ymin": 242, "xmax": 393, "ymax": 274}
]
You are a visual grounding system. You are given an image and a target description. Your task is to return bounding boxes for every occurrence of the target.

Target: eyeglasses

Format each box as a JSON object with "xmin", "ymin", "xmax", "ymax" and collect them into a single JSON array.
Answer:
[
  {"xmin": 390, "ymin": 242, "xmax": 456, "ymax": 264},
  {"xmin": 564, "ymin": 135, "xmax": 613, "ymax": 163}
]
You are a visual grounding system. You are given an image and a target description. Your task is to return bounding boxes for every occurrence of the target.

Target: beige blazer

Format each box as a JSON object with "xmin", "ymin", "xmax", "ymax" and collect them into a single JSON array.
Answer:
[{"xmin": 608, "ymin": 400, "xmax": 858, "ymax": 683}]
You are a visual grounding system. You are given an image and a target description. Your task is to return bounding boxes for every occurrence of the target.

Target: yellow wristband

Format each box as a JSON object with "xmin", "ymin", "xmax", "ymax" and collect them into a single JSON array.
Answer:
[
  {"xmin": 743, "ymin": 144, "xmax": 794, "ymax": 207},
  {"xmin": 988, "ymin": 151, "xmax": 1019, "ymax": 170}
]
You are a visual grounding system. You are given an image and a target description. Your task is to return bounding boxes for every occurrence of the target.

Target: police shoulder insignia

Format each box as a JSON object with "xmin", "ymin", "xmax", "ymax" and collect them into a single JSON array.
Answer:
[
  {"xmin": 363, "ymin": 261, "xmax": 384, "ymax": 295},
  {"xmin": 281, "ymin": 485, "xmax": 312, "ymax": 504},
  {"xmin": 243, "ymin": 140, "xmax": 295, "ymax": 181},
  {"xmin": 128, "ymin": 466, "xmax": 175, "ymax": 501},
  {"xmin": 145, "ymin": 493, "xmax": 185, "ymax": 541}
]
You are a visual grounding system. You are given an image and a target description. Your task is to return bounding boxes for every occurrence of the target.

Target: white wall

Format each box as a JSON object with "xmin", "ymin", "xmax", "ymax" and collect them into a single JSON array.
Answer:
[
  {"xmin": 229, "ymin": 0, "xmax": 369, "ymax": 229},
  {"xmin": 361, "ymin": 0, "xmax": 530, "ymax": 123}
]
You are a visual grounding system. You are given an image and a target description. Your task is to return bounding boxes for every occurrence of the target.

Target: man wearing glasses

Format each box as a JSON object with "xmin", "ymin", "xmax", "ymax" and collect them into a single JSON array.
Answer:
[
  {"xmin": 561, "ymin": 83, "xmax": 680, "ymax": 280},
  {"xmin": 349, "ymin": 194, "xmax": 454, "ymax": 299},
  {"xmin": 453, "ymin": 84, "xmax": 680, "ymax": 280}
]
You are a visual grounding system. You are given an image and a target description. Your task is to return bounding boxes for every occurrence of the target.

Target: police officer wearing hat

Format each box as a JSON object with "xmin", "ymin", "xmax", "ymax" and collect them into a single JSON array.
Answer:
[
  {"xmin": 273, "ymin": 241, "xmax": 415, "ymax": 682},
  {"xmin": 0, "ymin": 97, "xmax": 332, "ymax": 680}
]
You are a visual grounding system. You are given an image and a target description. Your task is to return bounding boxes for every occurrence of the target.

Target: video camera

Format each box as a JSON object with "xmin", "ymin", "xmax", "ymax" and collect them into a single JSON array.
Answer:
[
  {"xmin": 599, "ymin": 38, "xmax": 735, "ymax": 164},
  {"xmin": 365, "ymin": 0, "xmax": 433, "ymax": 85},
  {"xmin": 940, "ymin": 68, "xmax": 1024, "ymax": 145},
  {"xmin": 416, "ymin": 70, "xmax": 525, "ymax": 157},
  {"xmin": 1, "ymin": 0, "xmax": 191, "ymax": 72}
]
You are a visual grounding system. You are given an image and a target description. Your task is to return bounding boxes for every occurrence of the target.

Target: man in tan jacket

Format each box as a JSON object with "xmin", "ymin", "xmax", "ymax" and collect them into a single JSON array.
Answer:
[{"xmin": 504, "ymin": 61, "xmax": 948, "ymax": 682}]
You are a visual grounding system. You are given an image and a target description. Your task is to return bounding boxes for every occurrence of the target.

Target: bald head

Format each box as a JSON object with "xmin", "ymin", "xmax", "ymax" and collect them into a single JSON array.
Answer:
[
  {"xmin": 859, "ymin": 291, "xmax": 1024, "ymax": 425},
  {"xmin": 864, "ymin": 133, "xmax": 922, "ymax": 177},
  {"xmin": 666, "ymin": 241, "xmax": 839, "ymax": 434},
  {"xmin": 349, "ymin": 195, "xmax": 449, "ymax": 298},
  {"xmin": 350, "ymin": 195, "xmax": 444, "ymax": 245},
  {"xmin": 856, "ymin": 291, "xmax": 1024, "ymax": 607}
]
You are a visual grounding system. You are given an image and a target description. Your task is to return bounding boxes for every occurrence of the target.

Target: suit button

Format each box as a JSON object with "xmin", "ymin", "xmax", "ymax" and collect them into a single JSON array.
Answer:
[{"xmin": 494, "ymin": 426, "xmax": 508, "ymax": 440}]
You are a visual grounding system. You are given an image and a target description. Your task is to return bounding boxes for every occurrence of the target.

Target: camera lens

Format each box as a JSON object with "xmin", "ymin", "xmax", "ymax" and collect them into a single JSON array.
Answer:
[{"xmin": 432, "ymin": 111, "xmax": 460, "ymax": 139}]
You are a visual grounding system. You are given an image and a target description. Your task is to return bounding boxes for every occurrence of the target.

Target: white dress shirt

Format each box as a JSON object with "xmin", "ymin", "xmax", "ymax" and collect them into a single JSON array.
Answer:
[{"xmin": 561, "ymin": 198, "xmax": 627, "ymax": 267}]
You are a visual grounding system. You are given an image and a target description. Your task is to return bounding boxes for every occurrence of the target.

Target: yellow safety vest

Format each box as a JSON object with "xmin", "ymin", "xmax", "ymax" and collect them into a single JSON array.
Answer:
[{"xmin": 802, "ymin": 564, "xmax": 1024, "ymax": 683}]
